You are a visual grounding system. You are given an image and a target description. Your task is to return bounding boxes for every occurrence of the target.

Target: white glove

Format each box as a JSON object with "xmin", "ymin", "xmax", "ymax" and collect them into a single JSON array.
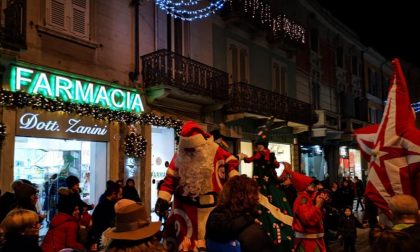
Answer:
[{"xmin": 238, "ymin": 153, "xmax": 248, "ymax": 160}]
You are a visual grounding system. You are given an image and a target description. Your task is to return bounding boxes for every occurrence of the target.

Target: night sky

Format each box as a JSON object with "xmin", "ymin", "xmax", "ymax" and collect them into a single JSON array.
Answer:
[{"xmin": 317, "ymin": 0, "xmax": 420, "ymax": 66}]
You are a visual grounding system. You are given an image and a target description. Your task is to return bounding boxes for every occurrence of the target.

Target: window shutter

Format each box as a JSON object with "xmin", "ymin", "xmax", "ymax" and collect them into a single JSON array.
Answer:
[
  {"xmin": 70, "ymin": 0, "xmax": 89, "ymax": 38},
  {"xmin": 273, "ymin": 63, "xmax": 280, "ymax": 93},
  {"xmin": 280, "ymin": 65, "xmax": 287, "ymax": 95},
  {"xmin": 230, "ymin": 44, "xmax": 238, "ymax": 83},
  {"xmin": 47, "ymin": 0, "xmax": 66, "ymax": 30},
  {"xmin": 239, "ymin": 49, "xmax": 247, "ymax": 83}
]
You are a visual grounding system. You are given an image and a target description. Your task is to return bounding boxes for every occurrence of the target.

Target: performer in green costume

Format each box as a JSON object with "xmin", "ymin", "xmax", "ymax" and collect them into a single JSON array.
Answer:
[{"xmin": 239, "ymin": 117, "xmax": 294, "ymax": 251}]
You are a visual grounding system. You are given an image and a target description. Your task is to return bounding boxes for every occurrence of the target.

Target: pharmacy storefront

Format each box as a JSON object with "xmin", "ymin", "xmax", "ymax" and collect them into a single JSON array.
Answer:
[{"xmin": 0, "ymin": 63, "xmax": 145, "ymax": 210}]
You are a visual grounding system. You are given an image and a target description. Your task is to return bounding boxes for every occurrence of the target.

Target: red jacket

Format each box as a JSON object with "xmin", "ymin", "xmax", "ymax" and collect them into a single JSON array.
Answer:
[
  {"xmin": 292, "ymin": 191, "xmax": 326, "ymax": 252},
  {"xmin": 41, "ymin": 213, "xmax": 85, "ymax": 252}
]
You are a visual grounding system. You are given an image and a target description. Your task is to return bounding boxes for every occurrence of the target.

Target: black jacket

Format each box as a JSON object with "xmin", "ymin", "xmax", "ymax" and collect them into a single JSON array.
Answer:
[
  {"xmin": 0, "ymin": 234, "xmax": 42, "ymax": 252},
  {"xmin": 122, "ymin": 186, "xmax": 141, "ymax": 202},
  {"xmin": 91, "ymin": 197, "xmax": 115, "ymax": 241},
  {"xmin": 206, "ymin": 206, "xmax": 275, "ymax": 252},
  {"xmin": 338, "ymin": 214, "xmax": 363, "ymax": 238}
]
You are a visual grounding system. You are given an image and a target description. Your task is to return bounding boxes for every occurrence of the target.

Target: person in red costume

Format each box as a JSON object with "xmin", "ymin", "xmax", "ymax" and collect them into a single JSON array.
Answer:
[
  {"xmin": 155, "ymin": 121, "xmax": 239, "ymax": 251},
  {"xmin": 281, "ymin": 169, "xmax": 329, "ymax": 252}
]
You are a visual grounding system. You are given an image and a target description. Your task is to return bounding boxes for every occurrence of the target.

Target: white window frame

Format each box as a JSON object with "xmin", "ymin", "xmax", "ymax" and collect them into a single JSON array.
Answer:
[
  {"xmin": 272, "ymin": 59, "xmax": 288, "ymax": 95},
  {"xmin": 227, "ymin": 39, "xmax": 249, "ymax": 84},
  {"xmin": 46, "ymin": 0, "xmax": 90, "ymax": 40}
]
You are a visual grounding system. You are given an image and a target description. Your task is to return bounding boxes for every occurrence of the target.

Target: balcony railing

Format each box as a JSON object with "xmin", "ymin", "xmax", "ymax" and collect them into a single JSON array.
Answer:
[
  {"xmin": 0, "ymin": 0, "xmax": 26, "ymax": 50},
  {"xmin": 227, "ymin": 82, "xmax": 313, "ymax": 125},
  {"xmin": 141, "ymin": 49, "xmax": 229, "ymax": 101}
]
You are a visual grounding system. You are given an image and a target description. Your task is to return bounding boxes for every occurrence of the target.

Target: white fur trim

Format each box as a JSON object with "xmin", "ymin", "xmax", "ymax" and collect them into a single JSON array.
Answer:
[
  {"xmin": 179, "ymin": 134, "xmax": 207, "ymax": 149},
  {"xmin": 158, "ymin": 190, "xmax": 172, "ymax": 202}
]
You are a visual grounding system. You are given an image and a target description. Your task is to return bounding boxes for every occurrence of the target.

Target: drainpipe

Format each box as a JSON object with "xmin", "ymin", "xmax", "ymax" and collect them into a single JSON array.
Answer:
[{"xmin": 129, "ymin": 0, "xmax": 140, "ymax": 84}]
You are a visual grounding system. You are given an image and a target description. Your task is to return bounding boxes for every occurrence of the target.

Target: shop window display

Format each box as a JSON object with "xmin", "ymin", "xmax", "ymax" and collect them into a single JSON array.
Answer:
[{"xmin": 14, "ymin": 137, "xmax": 107, "ymax": 220}]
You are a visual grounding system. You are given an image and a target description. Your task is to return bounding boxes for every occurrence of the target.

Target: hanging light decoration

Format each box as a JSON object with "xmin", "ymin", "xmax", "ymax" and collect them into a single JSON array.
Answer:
[
  {"xmin": 156, "ymin": 0, "xmax": 227, "ymax": 21},
  {"xmin": 228, "ymin": 0, "xmax": 306, "ymax": 45}
]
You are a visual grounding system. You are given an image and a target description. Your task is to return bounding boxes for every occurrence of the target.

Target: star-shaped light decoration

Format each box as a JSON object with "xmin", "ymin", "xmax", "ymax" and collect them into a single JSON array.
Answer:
[{"xmin": 354, "ymin": 59, "xmax": 420, "ymax": 218}]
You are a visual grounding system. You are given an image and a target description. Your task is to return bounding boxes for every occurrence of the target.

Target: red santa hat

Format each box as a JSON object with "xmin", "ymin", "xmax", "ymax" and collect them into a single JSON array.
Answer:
[
  {"xmin": 279, "ymin": 165, "xmax": 313, "ymax": 192},
  {"xmin": 179, "ymin": 121, "xmax": 211, "ymax": 149}
]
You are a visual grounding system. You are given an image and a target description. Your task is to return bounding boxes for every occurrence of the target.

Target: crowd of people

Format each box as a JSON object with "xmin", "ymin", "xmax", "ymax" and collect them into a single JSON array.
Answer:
[{"xmin": 0, "ymin": 176, "xmax": 143, "ymax": 252}]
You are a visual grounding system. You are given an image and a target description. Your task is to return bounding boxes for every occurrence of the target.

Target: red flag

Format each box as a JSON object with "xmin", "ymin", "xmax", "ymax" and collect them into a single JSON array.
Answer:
[{"xmin": 354, "ymin": 59, "xmax": 419, "ymax": 218}]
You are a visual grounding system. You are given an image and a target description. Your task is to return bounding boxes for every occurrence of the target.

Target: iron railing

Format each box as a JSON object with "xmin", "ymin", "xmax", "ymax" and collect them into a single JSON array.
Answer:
[
  {"xmin": 227, "ymin": 82, "xmax": 313, "ymax": 125},
  {"xmin": 0, "ymin": 0, "xmax": 26, "ymax": 50},
  {"xmin": 141, "ymin": 49, "xmax": 229, "ymax": 101}
]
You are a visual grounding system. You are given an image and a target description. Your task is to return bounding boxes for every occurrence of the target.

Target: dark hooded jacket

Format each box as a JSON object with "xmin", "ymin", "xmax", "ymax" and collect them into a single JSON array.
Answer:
[{"xmin": 206, "ymin": 206, "xmax": 275, "ymax": 252}]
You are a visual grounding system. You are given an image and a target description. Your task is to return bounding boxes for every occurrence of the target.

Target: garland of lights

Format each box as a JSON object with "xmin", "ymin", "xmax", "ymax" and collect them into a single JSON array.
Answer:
[
  {"xmin": 156, "ymin": 0, "xmax": 227, "ymax": 21},
  {"xmin": 0, "ymin": 123, "xmax": 6, "ymax": 148},
  {"xmin": 124, "ymin": 132, "xmax": 147, "ymax": 159},
  {"xmin": 227, "ymin": 0, "xmax": 306, "ymax": 44},
  {"xmin": 0, "ymin": 89, "xmax": 183, "ymax": 132}
]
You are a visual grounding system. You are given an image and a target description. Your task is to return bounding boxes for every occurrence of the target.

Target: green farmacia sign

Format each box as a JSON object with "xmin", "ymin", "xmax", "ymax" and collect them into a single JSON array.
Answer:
[{"xmin": 8, "ymin": 65, "xmax": 144, "ymax": 113}]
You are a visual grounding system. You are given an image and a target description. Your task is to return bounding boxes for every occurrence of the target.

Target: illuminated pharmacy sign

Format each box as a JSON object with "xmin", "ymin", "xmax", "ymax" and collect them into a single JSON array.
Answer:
[{"xmin": 8, "ymin": 65, "xmax": 144, "ymax": 113}]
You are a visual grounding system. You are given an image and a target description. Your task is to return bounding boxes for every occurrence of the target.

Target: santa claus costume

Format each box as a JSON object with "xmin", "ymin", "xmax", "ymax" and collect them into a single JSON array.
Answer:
[
  {"xmin": 286, "ymin": 170, "xmax": 327, "ymax": 252},
  {"xmin": 157, "ymin": 121, "xmax": 239, "ymax": 251}
]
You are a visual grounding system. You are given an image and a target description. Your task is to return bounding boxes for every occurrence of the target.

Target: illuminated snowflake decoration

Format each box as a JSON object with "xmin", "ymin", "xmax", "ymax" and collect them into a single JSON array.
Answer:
[{"xmin": 156, "ymin": 0, "xmax": 227, "ymax": 21}]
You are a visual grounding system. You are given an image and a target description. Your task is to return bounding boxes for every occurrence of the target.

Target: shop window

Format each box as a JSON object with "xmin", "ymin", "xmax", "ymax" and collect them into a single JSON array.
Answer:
[
  {"xmin": 14, "ymin": 137, "xmax": 106, "ymax": 215},
  {"xmin": 46, "ymin": 0, "xmax": 90, "ymax": 39}
]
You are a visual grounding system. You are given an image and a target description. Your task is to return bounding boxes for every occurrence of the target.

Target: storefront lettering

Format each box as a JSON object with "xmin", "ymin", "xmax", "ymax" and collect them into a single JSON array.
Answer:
[
  {"xmin": 19, "ymin": 113, "xmax": 108, "ymax": 136},
  {"xmin": 9, "ymin": 66, "xmax": 144, "ymax": 113},
  {"xmin": 66, "ymin": 119, "xmax": 107, "ymax": 135}
]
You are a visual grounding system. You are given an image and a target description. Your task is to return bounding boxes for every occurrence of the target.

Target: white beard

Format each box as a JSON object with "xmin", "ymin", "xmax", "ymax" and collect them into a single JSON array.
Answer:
[{"xmin": 176, "ymin": 143, "xmax": 214, "ymax": 197}]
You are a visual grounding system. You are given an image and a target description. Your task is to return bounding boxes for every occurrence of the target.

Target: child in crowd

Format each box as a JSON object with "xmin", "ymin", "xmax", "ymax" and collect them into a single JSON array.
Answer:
[{"xmin": 338, "ymin": 206, "xmax": 365, "ymax": 252}]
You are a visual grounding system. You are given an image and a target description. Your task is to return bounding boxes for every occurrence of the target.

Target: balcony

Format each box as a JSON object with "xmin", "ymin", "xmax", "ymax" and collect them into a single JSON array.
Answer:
[
  {"xmin": 141, "ymin": 49, "xmax": 229, "ymax": 109},
  {"xmin": 312, "ymin": 110, "xmax": 342, "ymax": 139},
  {"xmin": 0, "ymin": 0, "xmax": 26, "ymax": 50},
  {"xmin": 226, "ymin": 82, "xmax": 313, "ymax": 126}
]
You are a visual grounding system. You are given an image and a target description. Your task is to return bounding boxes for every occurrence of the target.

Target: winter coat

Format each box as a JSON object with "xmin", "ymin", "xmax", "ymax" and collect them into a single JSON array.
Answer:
[
  {"xmin": 91, "ymin": 197, "xmax": 115, "ymax": 242},
  {"xmin": 41, "ymin": 212, "xmax": 85, "ymax": 252},
  {"xmin": 338, "ymin": 214, "xmax": 363, "ymax": 238},
  {"xmin": 0, "ymin": 234, "xmax": 42, "ymax": 252},
  {"xmin": 122, "ymin": 186, "xmax": 141, "ymax": 202},
  {"xmin": 292, "ymin": 191, "xmax": 326, "ymax": 252},
  {"xmin": 206, "ymin": 206, "xmax": 275, "ymax": 252},
  {"xmin": 0, "ymin": 192, "xmax": 16, "ymax": 223}
]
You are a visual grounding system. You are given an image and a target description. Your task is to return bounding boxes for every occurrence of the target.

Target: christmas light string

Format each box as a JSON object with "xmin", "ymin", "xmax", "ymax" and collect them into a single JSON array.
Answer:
[
  {"xmin": 124, "ymin": 132, "xmax": 147, "ymax": 158},
  {"xmin": 0, "ymin": 90, "xmax": 183, "ymax": 155},
  {"xmin": 227, "ymin": 0, "xmax": 306, "ymax": 44},
  {"xmin": 156, "ymin": 0, "xmax": 227, "ymax": 21}
]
